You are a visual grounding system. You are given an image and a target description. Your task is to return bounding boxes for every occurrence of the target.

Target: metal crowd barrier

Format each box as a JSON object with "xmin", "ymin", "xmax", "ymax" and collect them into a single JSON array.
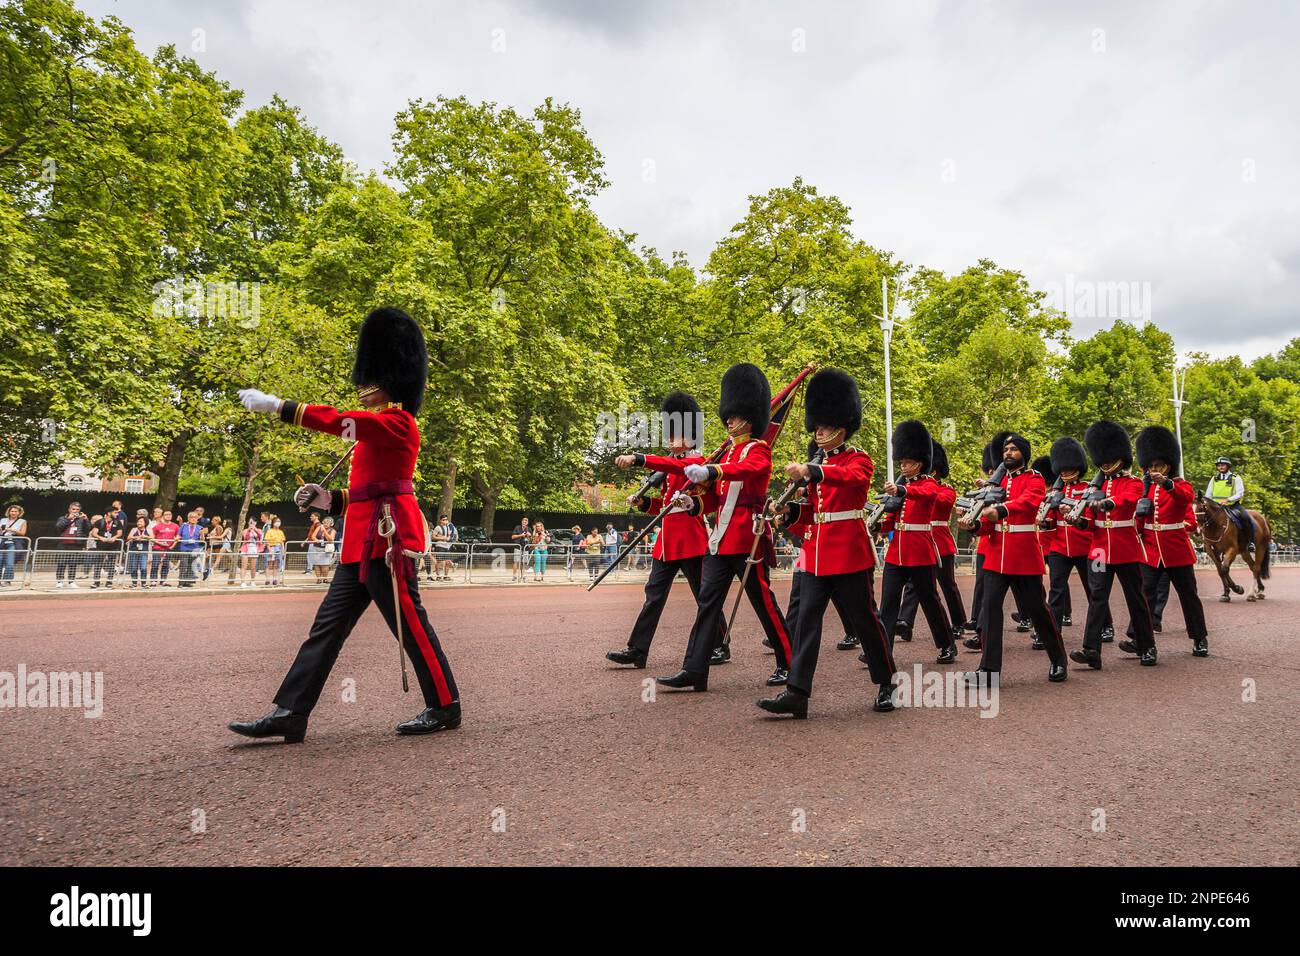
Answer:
[{"xmin": 6, "ymin": 535, "xmax": 1296, "ymax": 593}]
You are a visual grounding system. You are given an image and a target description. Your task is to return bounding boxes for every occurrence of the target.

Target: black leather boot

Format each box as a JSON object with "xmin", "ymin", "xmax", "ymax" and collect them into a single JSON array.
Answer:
[
  {"xmin": 709, "ymin": 644, "xmax": 731, "ymax": 665},
  {"xmin": 1030, "ymin": 633, "xmax": 1045, "ymax": 650},
  {"xmin": 757, "ymin": 688, "xmax": 808, "ymax": 719},
  {"xmin": 936, "ymin": 644, "xmax": 958, "ymax": 664},
  {"xmin": 766, "ymin": 667, "xmax": 789, "ymax": 686},
  {"xmin": 1139, "ymin": 647, "xmax": 1158, "ymax": 666},
  {"xmin": 1192, "ymin": 637, "xmax": 1208, "ymax": 657},
  {"xmin": 1118, "ymin": 639, "xmax": 1139, "ymax": 655},
  {"xmin": 1069, "ymin": 648, "xmax": 1103, "ymax": 669},
  {"xmin": 1100, "ymin": 626, "xmax": 1114, "ymax": 643},
  {"xmin": 836, "ymin": 633, "xmax": 860, "ymax": 650},
  {"xmin": 396, "ymin": 700, "xmax": 462, "ymax": 735},
  {"xmin": 963, "ymin": 634, "xmax": 983, "ymax": 651},
  {"xmin": 873, "ymin": 684, "xmax": 897, "ymax": 712},
  {"xmin": 1061, "ymin": 613, "xmax": 1073, "ymax": 626},
  {"xmin": 1048, "ymin": 663, "xmax": 1068, "ymax": 682},
  {"xmin": 228, "ymin": 706, "xmax": 308, "ymax": 744},
  {"xmin": 606, "ymin": 647, "xmax": 648, "ymax": 668},
  {"xmin": 656, "ymin": 670, "xmax": 708, "ymax": 691},
  {"xmin": 895, "ymin": 622, "xmax": 913, "ymax": 643}
]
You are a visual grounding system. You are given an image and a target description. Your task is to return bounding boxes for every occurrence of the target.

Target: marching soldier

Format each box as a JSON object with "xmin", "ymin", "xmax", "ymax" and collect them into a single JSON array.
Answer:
[
  {"xmin": 656, "ymin": 364, "xmax": 794, "ymax": 692},
  {"xmin": 1068, "ymin": 420, "xmax": 1157, "ymax": 669},
  {"xmin": 229, "ymin": 307, "xmax": 460, "ymax": 742},
  {"xmin": 759, "ymin": 369, "xmax": 896, "ymax": 718},
  {"xmin": 894, "ymin": 441, "xmax": 966, "ymax": 646},
  {"xmin": 874, "ymin": 420, "xmax": 958, "ymax": 663},
  {"xmin": 961, "ymin": 439, "xmax": 1030, "ymax": 650},
  {"xmin": 607, "ymin": 391, "xmax": 721, "ymax": 668},
  {"xmin": 1133, "ymin": 425, "xmax": 1209, "ymax": 657},
  {"xmin": 1039, "ymin": 437, "xmax": 1113, "ymax": 640},
  {"xmin": 962, "ymin": 432, "xmax": 1068, "ymax": 686}
]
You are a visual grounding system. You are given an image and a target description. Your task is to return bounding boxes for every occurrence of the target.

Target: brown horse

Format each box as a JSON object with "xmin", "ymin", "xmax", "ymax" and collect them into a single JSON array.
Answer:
[{"xmin": 1193, "ymin": 493, "xmax": 1272, "ymax": 602}]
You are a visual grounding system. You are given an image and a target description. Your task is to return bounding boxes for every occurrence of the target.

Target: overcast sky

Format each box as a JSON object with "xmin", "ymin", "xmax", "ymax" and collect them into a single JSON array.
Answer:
[{"xmin": 84, "ymin": 0, "xmax": 1299, "ymax": 360}]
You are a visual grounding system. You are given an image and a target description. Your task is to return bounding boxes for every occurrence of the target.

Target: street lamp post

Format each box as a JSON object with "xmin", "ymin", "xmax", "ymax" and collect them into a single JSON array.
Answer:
[
  {"xmin": 1171, "ymin": 361, "xmax": 1188, "ymax": 465},
  {"xmin": 877, "ymin": 276, "xmax": 896, "ymax": 477}
]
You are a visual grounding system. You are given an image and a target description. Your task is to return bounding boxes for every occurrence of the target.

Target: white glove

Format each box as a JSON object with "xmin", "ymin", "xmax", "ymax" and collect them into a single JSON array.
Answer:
[
  {"xmin": 238, "ymin": 388, "xmax": 281, "ymax": 415},
  {"xmin": 293, "ymin": 483, "xmax": 331, "ymax": 511},
  {"xmin": 683, "ymin": 464, "xmax": 710, "ymax": 483},
  {"xmin": 669, "ymin": 491, "xmax": 694, "ymax": 512}
]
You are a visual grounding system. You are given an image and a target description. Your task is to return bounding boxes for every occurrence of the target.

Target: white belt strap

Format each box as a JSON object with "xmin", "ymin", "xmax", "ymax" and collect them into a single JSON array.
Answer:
[
  {"xmin": 1152, "ymin": 522, "xmax": 1187, "ymax": 532},
  {"xmin": 898, "ymin": 522, "xmax": 933, "ymax": 532},
  {"xmin": 997, "ymin": 524, "xmax": 1038, "ymax": 533},
  {"xmin": 929, "ymin": 520, "xmax": 949, "ymax": 527},
  {"xmin": 814, "ymin": 509, "xmax": 866, "ymax": 524},
  {"xmin": 1098, "ymin": 519, "xmax": 1135, "ymax": 528}
]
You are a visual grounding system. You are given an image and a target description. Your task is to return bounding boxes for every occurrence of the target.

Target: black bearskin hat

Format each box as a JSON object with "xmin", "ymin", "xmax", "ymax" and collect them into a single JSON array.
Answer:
[
  {"xmin": 990, "ymin": 430, "xmax": 1031, "ymax": 464},
  {"xmin": 1031, "ymin": 455, "xmax": 1055, "ymax": 486},
  {"xmin": 1136, "ymin": 425, "xmax": 1181, "ymax": 476},
  {"xmin": 660, "ymin": 390, "xmax": 703, "ymax": 448},
  {"xmin": 718, "ymin": 363, "xmax": 771, "ymax": 436},
  {"xmin": 803, "ymin": 368, "xmax": 862, "ymax": 438},
  {"xmin": 930, "ymin": 440, "xmax": 950, "ymax": 480},
  {"xmin": 1085, "ymin": 419, "xmax": 1133, "ymax": 469},
  {"xmin": 1050, "ymin": 436, "xmax": 1087, "ymax": 477},
  {"xmin": 891, "ymin": 420, "xmax": 933, "ymax": 473},
  {"xmin": 351, "ymin": 306, "xmax": 428, "ymax": 414}
]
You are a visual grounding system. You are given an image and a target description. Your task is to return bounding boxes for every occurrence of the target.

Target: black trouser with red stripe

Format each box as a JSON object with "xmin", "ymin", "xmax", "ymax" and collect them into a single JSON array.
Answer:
[
  {"xmin": 275, "ymin": 558, "xmax": 458, "ymax": 714},
  {"xmin": 626, "ymin": 555, "xmax": 723, "ymax": 656},
  {"xmin": 787, "ymin": 570, "xmax": 857, "ymax": 645},
  {"xmin": 788, "ymin": 568, "xmax": 895, "ymax": 696},
  {"xmin": 978, "ymin": 571, "xmax": 1066, "ymax": 672},
  {"xmin": 1082, "ymin": 562, "xmax": 1153, "ymax": 654},
  {"xmin": 880, "ymin": 563, "xmax": 954, "ymax": 651},
  {"xmin": 1129, "ymin": 563, "xmax": 1205, "ymax": 640},
  {"xmin": 681, "ymin": 552, "xmax": 790, "ymax": 675},
  {"xmin": 897, "ymin": 554, "xmax": 966, "ymax": 636},
  {"xmin": 1047, "ymin": 553, "xmax": 1111, "ymax": 631}
]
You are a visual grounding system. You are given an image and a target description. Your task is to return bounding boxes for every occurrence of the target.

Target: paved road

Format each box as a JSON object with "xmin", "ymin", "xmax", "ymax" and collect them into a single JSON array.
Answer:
[{"xmin": 2, "ymin": 568, "xmax": 1295, "ymax": 865}]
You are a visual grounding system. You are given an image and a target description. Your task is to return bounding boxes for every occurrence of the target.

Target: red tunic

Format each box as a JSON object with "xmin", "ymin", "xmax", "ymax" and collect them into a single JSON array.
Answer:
[
  {"xmin": 785, "ymin": 446, "xmax": 875, "ymax": 576},
  {"xmin": 930, "ymin": 484, "xmax": 958, "ymax": 558},
  {"xmin": 1085, "ymin": 473, "xmax": 1148, "ymax": 566},
  {"xmin": 1140, "ymin": 477, "xmax": 1197, "ymax": 568},
  {"xmin": 636, "ymin": 454, "xmax": 710, "ymax": 562},
  {"xmin": 1040, "ymin": 479, "xmax": 1096, "ymax": 559},
  {"xmin": 281, "ymin": 401, "xmax": 427, "ymax": 566},
  {"xmin": 698, "ymin": 437, "xmax": 774, "ymax": 557},
  {"xmin": 976, "ymin": 468, "xmax": 1047, "ymax": 575},
  {"xmin": 879, "ymin": 475, "xmax": 942, "ymax": 567}
]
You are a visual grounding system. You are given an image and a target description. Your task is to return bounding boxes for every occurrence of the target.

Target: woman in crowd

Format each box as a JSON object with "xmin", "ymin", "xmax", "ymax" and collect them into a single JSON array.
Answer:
[
  {"xmin": 263, "ymin": 515, "xmax": 286, "ymax": 586},
  {"xmin": 584, "ymin": 527, "xmax": 603, "ymax": 581},
  {"xmin": 531, "ymin": 520, "xmax": 550, "ymax": 582},
  {"xmin": 314, "ymin": 516, "xmax": 338, "ymax": 583},
  {"xmin": 239, "ymin": 517, "xmax": 263, "ymax": 587},
  {"xmin": 207, "ymin": 516, "xmax": 231, "ymax": 578},
  {"xmin": 126, "ymin": 516, "xmax": 152, "ymax": 588},
  {"xmin": 306, "ymin": 513, "xmax": 329, "ymax": 584},
  {"xmin": 0, "ymin": 504, "xmax": 29, "ymax": 586}
]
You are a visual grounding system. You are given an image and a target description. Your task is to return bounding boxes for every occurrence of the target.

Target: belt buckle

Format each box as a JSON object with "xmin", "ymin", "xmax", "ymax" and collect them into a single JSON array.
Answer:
[
  {"xmin": 1103, "ymin": 519, "xmax": 1113, "ymax": 529},
  {"xmin": 999, "ymin": 522, "xmax": 1009, "ymax": 532}
]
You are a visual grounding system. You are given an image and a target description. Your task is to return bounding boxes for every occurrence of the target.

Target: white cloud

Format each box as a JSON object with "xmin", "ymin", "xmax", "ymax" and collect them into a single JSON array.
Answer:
[{"xmin": 82, "ymin": 0, "xmax": 1300, "ymax": 358}]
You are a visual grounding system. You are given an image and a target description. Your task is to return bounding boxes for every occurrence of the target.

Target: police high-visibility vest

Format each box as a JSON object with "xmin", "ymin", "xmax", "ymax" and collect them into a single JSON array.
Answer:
[{"xmin": 1210, "ymin": 476, "xmax": 1236, "ymax": 501}]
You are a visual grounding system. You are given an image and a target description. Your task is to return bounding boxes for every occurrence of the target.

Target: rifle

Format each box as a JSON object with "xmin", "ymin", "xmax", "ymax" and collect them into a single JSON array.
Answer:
[
  {"xmin": 1036, "ymin": 475, "xmax": 1066, "ymax": 526},
  {"xmin": 1134, "ymin": 471, "xmax": 1155, "ymax": 519},
  {"xmin": 768, "ymin": 449, "xmax": 826, "ymax": 526},
  {"xmin": 1064, "ymin": 469, "xmax": 1108, "ymax": 526},
  {"xmin": 957, "ymin": 462, "xmax": 1009, "ymax": 530},
  {"xmin": 865, "ymin": 474, "xmax": 906, "ymax": 536}
]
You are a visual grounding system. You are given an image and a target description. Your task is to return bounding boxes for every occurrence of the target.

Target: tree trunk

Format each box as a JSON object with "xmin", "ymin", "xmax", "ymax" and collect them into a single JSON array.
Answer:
[
  {"xmin": 439, "ymin": 457, "xmax": 457, "ymax": 519},
  {"xmin": 470, "ymin": 474, "xmax": 499, "ymax": 537},
  {"xmin": 229, "ymin": 446, "xmax": 259, "ymax": 583},
  {"xmin": 154, "ymin": 430, "xmax": 191, "ymax": 511}
]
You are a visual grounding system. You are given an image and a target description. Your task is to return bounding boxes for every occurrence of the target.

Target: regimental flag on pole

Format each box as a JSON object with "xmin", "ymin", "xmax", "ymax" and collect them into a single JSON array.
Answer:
[{"xmin": 763, "ymin": 364, "xmax": 817, "ymax": 450}]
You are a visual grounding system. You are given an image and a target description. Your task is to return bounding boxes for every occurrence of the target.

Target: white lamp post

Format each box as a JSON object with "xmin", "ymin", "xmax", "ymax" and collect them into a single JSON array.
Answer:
[
  {"xmin": 1171, "ymin": 360, "xmax": 1188, "ymax": 467},
  {"xmin": 877, "ymin": 276, "xmax": 896, "ymax": 477}
]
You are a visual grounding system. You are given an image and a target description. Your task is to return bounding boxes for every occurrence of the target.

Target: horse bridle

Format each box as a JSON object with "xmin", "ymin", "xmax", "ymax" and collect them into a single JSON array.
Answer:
[{"xmin": 1196, "ymin": 499, "xmax": 1228, "ymax": 546}]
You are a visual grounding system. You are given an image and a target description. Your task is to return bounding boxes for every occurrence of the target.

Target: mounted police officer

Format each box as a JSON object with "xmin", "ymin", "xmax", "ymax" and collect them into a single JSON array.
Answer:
[{"xmin": 1206, "ymin": 457, "xmax": 1254, "ymax": 550}]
